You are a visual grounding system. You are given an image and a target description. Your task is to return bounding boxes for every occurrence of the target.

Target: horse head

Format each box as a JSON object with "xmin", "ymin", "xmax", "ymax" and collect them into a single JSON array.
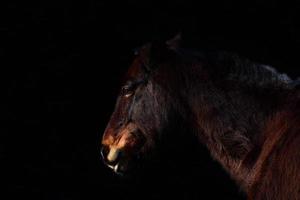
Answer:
[{"xmin": 101, "ymin": 36, "xmax": 183, "ymax": 174}]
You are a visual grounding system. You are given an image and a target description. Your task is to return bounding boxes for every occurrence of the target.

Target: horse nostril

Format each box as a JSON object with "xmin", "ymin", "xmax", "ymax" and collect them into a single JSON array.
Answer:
[{"xmin": 118, "ymin": 121, "xmax": 124, "ymax": 128}]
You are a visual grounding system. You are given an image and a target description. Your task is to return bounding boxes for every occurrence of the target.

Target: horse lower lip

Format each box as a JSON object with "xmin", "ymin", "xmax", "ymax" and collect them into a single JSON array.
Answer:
[
  {"xmin": 113, "ymin": 163, "xmax": 119, "ymax": 173},
  {"xmin": 107, "ymin": 163, "xmax": 121, "ymax": 173},
  {"xmin": 107, "ymin": 163, "xmax": 116, "ymax": 169}
]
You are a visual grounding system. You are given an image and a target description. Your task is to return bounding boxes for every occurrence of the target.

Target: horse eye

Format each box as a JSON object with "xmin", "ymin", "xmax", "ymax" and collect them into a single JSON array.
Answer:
[
  {"xmin": 122, "ymin": 86, "xmax": 134, "ymax": 98},
  {"xmin": 124, "ymin": 92, "xmax": 133, "ymax": 98}
]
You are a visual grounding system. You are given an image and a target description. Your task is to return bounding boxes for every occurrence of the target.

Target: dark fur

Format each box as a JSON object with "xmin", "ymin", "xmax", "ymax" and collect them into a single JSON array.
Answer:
[{"xmin": 102, "ymin": 39, "xmax": 300, "ymax": 199}]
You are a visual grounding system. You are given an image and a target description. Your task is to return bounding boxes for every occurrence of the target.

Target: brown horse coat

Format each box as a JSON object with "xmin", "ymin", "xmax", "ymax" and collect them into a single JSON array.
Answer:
[{"xmin": 101, "ymin": 38, "xmax": 300, "ymax": 199}]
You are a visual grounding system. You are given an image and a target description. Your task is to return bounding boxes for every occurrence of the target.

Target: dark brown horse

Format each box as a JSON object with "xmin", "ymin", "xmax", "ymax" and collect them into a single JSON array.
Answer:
[{"xmin": 101, "ymin": 36, "xmax": 300, "ymax": 200}]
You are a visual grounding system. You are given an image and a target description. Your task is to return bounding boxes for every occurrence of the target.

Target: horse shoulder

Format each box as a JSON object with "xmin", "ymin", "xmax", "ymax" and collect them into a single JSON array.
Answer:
[{"xmin": 248, "ymin": 98, "xmax": 300, "ymax": 200}]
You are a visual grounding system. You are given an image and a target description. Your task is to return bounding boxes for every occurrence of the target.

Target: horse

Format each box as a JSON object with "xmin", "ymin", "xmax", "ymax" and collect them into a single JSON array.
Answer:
[{"xmin": 101, "ymin": 35, "xmax": 300, "ymax": 200}]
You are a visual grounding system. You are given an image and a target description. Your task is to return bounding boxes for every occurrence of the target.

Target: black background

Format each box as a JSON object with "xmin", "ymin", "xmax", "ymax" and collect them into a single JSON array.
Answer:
[{"xmin": 4, "ymin": 0, "xmax": 299, "ymax": 199}]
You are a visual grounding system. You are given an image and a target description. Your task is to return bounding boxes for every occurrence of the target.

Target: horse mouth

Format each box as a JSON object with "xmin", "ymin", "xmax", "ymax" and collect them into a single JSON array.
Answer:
[
  {"xmin": 104, "ymin": 154, "xmax": 139, "ymax": 175},
  {"xmin": 106, "ymin": 162, "xmax": 122, "ymax": 174},
  {"xmin": 101, "ymin": 128, "xmax": 146, "ymax": 175}
]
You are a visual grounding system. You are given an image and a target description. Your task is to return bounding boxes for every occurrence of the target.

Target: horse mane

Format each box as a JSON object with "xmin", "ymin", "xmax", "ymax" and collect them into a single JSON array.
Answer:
[
  {"xmin": 213, "ymin": 52, "xmax": 292, "ymax": 88},
  {"xmin": 177, "ymin": 49, "xmax": 294, "ymax": 90}
]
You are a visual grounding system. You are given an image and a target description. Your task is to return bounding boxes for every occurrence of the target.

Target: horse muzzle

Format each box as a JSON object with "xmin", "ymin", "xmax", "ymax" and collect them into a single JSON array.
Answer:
[
  {"xmin": 101, "ymin": 147, "xmax": 123, "ymax": 174},
  {"xmin": 101, "ymin": 127, "xmax": 146, "ymax": 174}
]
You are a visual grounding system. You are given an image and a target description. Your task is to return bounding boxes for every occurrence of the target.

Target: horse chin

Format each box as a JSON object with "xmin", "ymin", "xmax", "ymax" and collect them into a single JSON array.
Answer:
[
  {"xmin": 109, "ymin": 162, "xmax": 127, "ymax": 176},
  {"xmin": 110, "ymin": 158, "xmax": 138, "ymax": 176}
]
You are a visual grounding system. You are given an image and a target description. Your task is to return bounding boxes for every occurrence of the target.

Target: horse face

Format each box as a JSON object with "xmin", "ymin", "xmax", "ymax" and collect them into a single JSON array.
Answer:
[{"xmin": 101, "ymin": 55, "xmax": 173, "ymax": 175}]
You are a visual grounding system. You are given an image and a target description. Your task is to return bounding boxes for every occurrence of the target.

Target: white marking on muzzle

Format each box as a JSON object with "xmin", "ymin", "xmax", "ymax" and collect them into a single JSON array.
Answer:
[{"xmin": 107, "ymin": 147, "xmax": 120, "ymax": 162}]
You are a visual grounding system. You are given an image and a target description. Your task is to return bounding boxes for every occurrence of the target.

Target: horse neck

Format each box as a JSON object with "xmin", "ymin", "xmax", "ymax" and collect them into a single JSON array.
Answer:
[{"xmin": 179, "ymin": 68, "xmax": 288, "ymax": 189}]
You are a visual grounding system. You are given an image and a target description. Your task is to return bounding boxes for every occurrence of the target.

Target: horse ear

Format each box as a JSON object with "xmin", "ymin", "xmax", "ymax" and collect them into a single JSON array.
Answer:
[
  {"xmin": 135, "ymin": 35, "xmax": 180, "ymax": 73},
  {"xmin": 138, "ymin": 43, "xmax": 151, "ymax": 60},
  {"xmin": 166, "ymin": 33, "xmax": 181, "ymax": 50},
  {"xmin": 135, "ymin": 43, "xmax": 152, "ymax": 73}
]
